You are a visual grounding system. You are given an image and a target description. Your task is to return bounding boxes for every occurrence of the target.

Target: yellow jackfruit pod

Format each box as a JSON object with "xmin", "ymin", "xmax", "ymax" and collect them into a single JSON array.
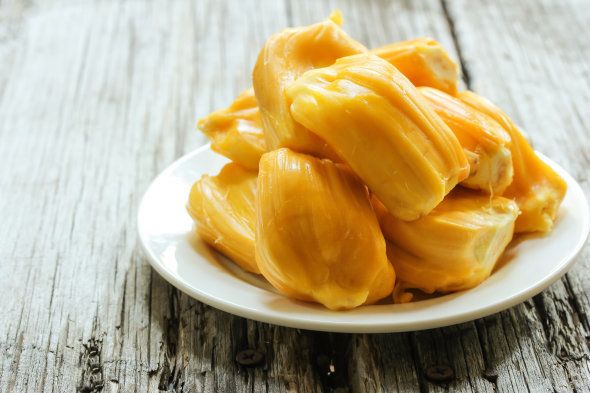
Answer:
[
  {"xmin": 287, "ymin": 54, "xmax": 470, "ymax": 221},
  {"xmin": 419, "ymin": 87, "xmax": 513, "ymax": 195},
  {"xmin": 374, "ymin": 190, "xmax": 519, "ymax": 293},
  {"xmin": 198, "ymin": 89, "xmax": 266, "ymax": 170},
  {"xmin": 256, "ymin": 148, "xmax": 395, "ymax": 310},
  {"xmin": 458, "ymin": 91, "xmax": 567, "ymax": 233},
  {"xmin": 252, "ymin": 13, "xmax": 366, "ymax": 159},
  {"xmin": 371, "ymin": 38, "xmax": 460, "ymax": 95},
  {"xmin": 187, "ymin": 163, "xmax": 259, "ymax": 274}
]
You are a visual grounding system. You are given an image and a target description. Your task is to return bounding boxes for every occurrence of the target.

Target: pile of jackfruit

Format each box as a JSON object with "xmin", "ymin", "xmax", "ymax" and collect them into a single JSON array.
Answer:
[{"xmin": 187, "ymin": 12, "xmax": 567, "ymax": 310}]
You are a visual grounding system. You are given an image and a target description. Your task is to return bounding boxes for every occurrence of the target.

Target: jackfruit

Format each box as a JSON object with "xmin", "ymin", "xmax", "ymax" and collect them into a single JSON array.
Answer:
[
  {"xmin": 252, "ymin": 13, "xmax": 366, "ymax": 159},
  {"xmin": 187, "ymin": 163, "xmax": 259, "ymax": 274},
  {"xmin": 287, "ymin": 54, "xmax": 469, "ymax": 221},
  {"xmin": 458, "ymin": 91, "xmax": 567, "ymax": 232},
  {"xmin": 371, "ymin": 38, "xmax": 459, "ymax": 95},
  {"xmin": 256, "ymin": 148, "xmax": 395, "ymax": 310},
  {"xmin": 419, "ymin": 87, "xmax": 513, "ymax": 194},
  {"xmin": 374, "ymin": 189, "xmax": 519, "ymax": 293},
  {"xmin": 198, "ymin": 89, "xmax": 266, "ymax": 170}
]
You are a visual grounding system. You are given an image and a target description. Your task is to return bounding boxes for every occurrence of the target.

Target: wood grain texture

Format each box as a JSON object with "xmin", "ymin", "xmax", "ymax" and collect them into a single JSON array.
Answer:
[{"xmin": 0, "ymin": 0, "xmax": 588, "ymax": 392}]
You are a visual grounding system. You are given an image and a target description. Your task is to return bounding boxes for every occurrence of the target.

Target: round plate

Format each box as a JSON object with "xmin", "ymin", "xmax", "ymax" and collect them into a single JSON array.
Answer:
[{"xmin": 138, "ymin": 145, "xmax": 589, "ymax": 333}]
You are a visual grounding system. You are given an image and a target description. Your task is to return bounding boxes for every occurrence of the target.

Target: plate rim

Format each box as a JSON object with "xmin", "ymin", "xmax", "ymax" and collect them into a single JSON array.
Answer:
[{"xmin": 137, "ymin": 145, "xmax": 590, "ymax": 333}]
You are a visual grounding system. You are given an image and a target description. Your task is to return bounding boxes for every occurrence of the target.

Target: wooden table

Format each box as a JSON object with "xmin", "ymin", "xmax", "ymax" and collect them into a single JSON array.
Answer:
[{"xmin": 2, "ymin": 0, "xmax": 589, "ymax": 391}]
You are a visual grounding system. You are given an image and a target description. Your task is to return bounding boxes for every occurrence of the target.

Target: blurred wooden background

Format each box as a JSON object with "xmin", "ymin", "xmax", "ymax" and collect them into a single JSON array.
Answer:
[{"xmin": 1, "ymin": 0, "xmax": 589, "ymax": 391}]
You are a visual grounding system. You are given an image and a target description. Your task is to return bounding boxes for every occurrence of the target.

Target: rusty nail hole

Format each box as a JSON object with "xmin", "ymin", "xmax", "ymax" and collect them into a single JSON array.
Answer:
[
  {"xmin": 425, "ymin": 364, "xmax": 454, "ymax": 383},
  {"xmin": 483, "ymin": 369, "xmax": 498, "ymax": 384},
  {"xmin": 236, "ymin": 349, "xmax": 265, "ymax": 367}
]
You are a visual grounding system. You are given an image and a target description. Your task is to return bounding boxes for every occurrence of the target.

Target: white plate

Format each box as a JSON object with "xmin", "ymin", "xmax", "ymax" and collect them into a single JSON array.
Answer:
[{"xmin": 138, "ymin": 145, "xmax": 589, "ymax": 333}]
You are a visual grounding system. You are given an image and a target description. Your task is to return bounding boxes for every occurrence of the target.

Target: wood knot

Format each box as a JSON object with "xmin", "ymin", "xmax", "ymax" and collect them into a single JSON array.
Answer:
[
  {"xmin": 235, "ymin": 349, "xmax": 265, "ymax": 367},
  {"xmin": 425, "ymin": 364, "xmax": 455, "ymax": 383}
]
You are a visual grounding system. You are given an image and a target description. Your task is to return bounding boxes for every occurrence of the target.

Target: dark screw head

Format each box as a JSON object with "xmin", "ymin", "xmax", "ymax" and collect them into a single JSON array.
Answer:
[
  {"xmin": 425, "ymin": 364, "xmax": 454, "ymax": 383},
  {"xmin": 236, "ymin": 349, "xmax": 265, "ymax": 367}
]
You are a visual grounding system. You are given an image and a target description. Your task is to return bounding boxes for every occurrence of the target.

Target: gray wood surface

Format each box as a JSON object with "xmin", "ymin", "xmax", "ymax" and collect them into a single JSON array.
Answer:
[{"xmin": 1, "ymin": 0, "xmax": 589, "ymax": 391}]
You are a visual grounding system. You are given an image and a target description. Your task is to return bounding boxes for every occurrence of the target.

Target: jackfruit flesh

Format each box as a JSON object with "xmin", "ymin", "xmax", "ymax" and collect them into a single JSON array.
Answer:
[
  {"xmin": 186, "ymin": 13, "xmax": 566, "ymax": 308},
  {"xmin": 419, "ymin": 87, "xmax": 514, "ymax": 194},
  {"xmin": 287, "ymin": 54, "xmax": 470, "ymax": 221},
  {"xmin": 252, "ymin": 13, "xmax": 366, "ymax": 159},
  {"xmin": 458, "ymin": 91, "xmax": 567, "ymax": 233},
  {"xmin": 370, "ymin": 38, "xmax": 459, "ymax": 95},
  {"xmin": 187, "ymin": 163, "xmax": 260, "ymax": 274},
  {"xmin": 256, "ymin": 148, "xmax": 395, "ymax": 310},
  {"xmin": 203, "ymin": 36, "xmax": 457, "ymax": 167},
  {"xmin": 198, "ymin": 89, "xmax": 266, "ymax": 170},
  {"xmin": 374, "ymin": 190, "xmax": 519, "ymax": 293}
]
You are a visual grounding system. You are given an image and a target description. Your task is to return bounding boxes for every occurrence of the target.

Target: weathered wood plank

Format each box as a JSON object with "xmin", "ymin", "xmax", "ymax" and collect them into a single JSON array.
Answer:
[{"xmin": 0, "ymin": 0, "xmax": 589, "ymax": 392}]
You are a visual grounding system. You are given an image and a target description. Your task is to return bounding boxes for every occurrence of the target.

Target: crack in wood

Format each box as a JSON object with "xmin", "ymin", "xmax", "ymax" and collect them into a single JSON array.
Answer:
[
  {"xmin": 440, "ymin": 0, "xmax": 472, "ymax": 88},
  {"xmin": 562, "ymin": 275, "xmax": 590, "ymax": 338},
  {"xmin": 408, "ymin": 333, "xmax": 429, "ymax": 393},
  {"xmin": 284, "ymin": 0, "xmax": 293, "ymax": 27},
  {"xmin": 533, "ymin": 291, "xmax": 588, "ymax": 361},
  {"xmin": 154, "ymin": 288, "xmax": 184, "ymax": 391},
  {"xmin": 474, "ymin": 319, "xmax": 499, "ymax": 390},
  {"xmin": 312, "ymin": 332, "xmax": 352, "ymax": 393}
]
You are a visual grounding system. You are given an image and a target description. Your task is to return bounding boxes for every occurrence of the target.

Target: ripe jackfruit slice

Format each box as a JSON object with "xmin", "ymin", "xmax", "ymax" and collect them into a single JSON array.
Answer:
[
  {"xmin": 287, "ymin": 54, "xmax": 469, "ymax": 221},
  {"xmin": 187, "ymin": 163, "xmax": 259, "ymax": 274},
  {"xmin": 419, "ymin": 87, "xmax": 513, "ymax": 194},
  {"xmin": 256, "ymin": 148, "xmax": 395, "ymax": 310},
  {"xmin": 371, "ymin": 38, "xmax": 459, "ymax": 95},
  {"xmin": 198, "ymin": 89, "xmax": 266, "ymax": 170},
  {"xmin": 374, "ymin": 189, "xmax": 519, "ymax": 293},
  {"xmin": 458, "ymin": 91, "xmax": 567, "ymax": 233},
  {"xmin": 252, "ymin": 13, "xmax": 366, "ymax": 159}
]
